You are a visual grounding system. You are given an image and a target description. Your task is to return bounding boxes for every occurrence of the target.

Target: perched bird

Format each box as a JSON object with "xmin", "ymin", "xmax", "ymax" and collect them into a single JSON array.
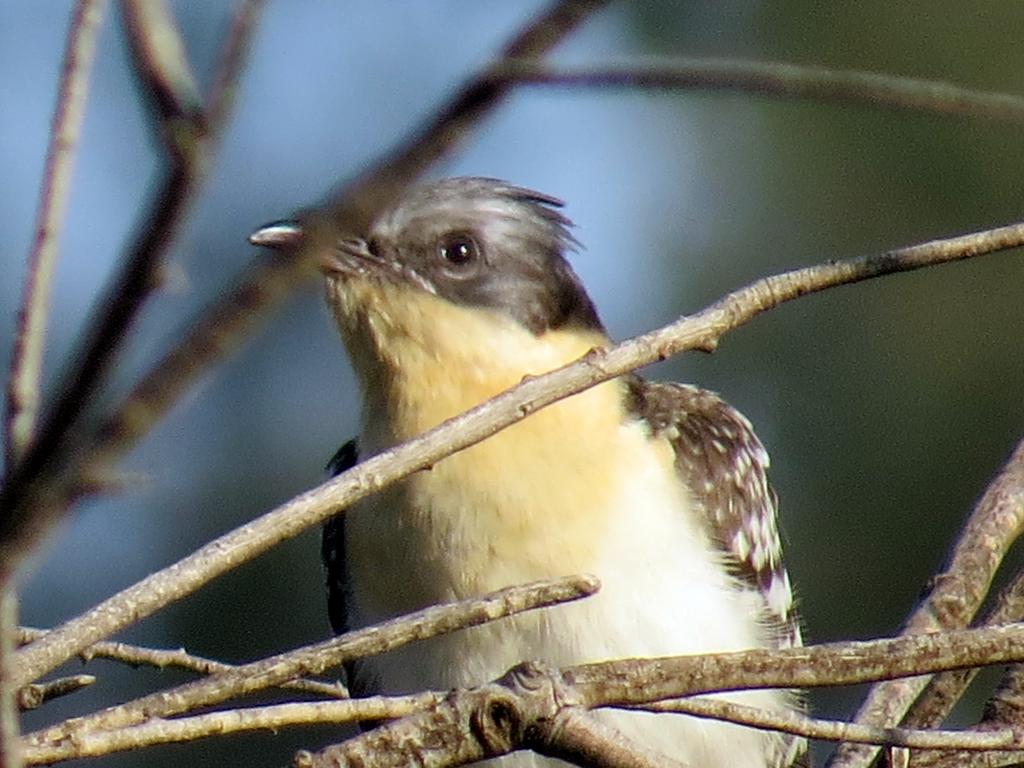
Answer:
[{"xmin": 258, "ymin": 177, "xmax": 803, "ymax": 766}]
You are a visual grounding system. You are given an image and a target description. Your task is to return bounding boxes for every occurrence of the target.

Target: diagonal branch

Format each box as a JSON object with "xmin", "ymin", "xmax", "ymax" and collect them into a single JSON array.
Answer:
[
  {"xmin": 830, "ymin": 438, "xmax": 1024, "ymax": 768},
  {"xmin": 630, "ymin": 696, "xmax": 1019, "ymax": 752},
  {"xmin": 0, "ymin": 0, "xmax": 261, "ymax": 588},
  {"xmin": 23, "ymin": 694, "xmax": 439, "ymax": 765},
  {"xmin": 17, "ymin": 627, "xmax": 348, "ymax": 700},
  {"xmin": 14, "ymin": 220, "xmax": 1024, "ymax": 687},
  {"xmin": 4, "ymin": 0, "xmax": 106, "ymax": 469},
  {"xmin": 494, "ymin": 59, "xmax": 1024, "ymax": 124},
  {"xmin": 25, "ymin": 576, "xmax": 598, "ymax": 747}
]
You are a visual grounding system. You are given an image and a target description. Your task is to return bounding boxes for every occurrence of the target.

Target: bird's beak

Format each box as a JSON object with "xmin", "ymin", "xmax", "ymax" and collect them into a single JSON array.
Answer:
[
  {"xmin": 249, "ymin": 219, "xmax": 305, "ymax": 249},
  {"xmin": 250, "ymin": 221, "xmax": 384, "ymax": 280}
]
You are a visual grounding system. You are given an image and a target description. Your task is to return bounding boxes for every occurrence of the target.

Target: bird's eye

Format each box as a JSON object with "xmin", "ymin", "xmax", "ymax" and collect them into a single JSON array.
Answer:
[{"xmin": 437, "ymin": 233, "xmax": 479, "ymax": 266}]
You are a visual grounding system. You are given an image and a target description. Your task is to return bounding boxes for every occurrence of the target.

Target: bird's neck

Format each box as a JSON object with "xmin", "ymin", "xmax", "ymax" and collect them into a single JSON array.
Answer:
[{"xmin": 335, "ymin": 281, "xmax": 612, "ymax": 444}]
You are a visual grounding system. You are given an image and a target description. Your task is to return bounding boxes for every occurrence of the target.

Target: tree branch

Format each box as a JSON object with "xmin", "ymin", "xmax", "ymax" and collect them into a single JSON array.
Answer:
[
  {"xmin": 15, "ymin": 220, "xmax": 1024, "ymax": 687},
  {"xmin": 16, "ymin": 675, "xmax": 95, "ymax": 713},
  {"xmin": 301, "ymin": 662, "xmax": 681, "ymax": 768},
  {"xmin": 23, "ymin": 694, "xmax": 438, "ymax": 765},
  {"xmin": 0, "ymin": 0, "xmax": 258, "ymax": 588},
  {"xmin": 494, "ymin": 59, "xmax": 1024, "ymax": 124},
  {"xmin": 25, "ymin": 576, "xmax": 598, "ymax": 748},
  {"xmin": 305, "ymin": 623, "xmax": 1024, "ymax": 768},
  {"xmin": 633, "ymin": 696, "xmax": 1018, "ymax": 752},
  {"xmin": 830, "ymin": 438, "xmax": 1024, "ymax": 768},
  {"xmin": 4, "ymin": 0, "xmax": 106, "ymax": 470},
  {"xmin": 17, "ymin": 627, "xmax": 348, "ymax": 700}
]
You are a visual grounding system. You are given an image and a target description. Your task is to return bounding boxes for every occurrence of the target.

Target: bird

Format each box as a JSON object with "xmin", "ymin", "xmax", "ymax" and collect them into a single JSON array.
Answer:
[{"xmin": 255, "ymin": 177, "xmax": 804, "ymax": 766}]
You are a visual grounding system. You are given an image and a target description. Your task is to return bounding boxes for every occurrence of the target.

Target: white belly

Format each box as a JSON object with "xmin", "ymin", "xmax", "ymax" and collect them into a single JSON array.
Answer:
[{"xmin": 345, "ymin": 407, "xmax": 792, "ymax": 767}]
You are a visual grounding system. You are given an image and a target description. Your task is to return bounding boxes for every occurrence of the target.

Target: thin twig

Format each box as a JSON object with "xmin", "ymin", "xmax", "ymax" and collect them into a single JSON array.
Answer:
[
  {"xmin": 630, "ymin": 696, "xmax": 1018, "ymax": 751},
  {"xmin": 206, "ymin": 0, "xmax": 264, "ymax": 133},
  {"xmin": 119, "ymin": 0, "xmax": 204, "ymax": 138},
  {"xmin": 17, "ymin": 627, "xmax": 348, "ymax": 700},
  {"xmin": 24, "ymin": 694, "xmax": 438, "ymax": 764},
  {"xmin": 15, "ymin": 220, "xmax": 1024, "ymax": 688},
  {"xmin": 564, "ymin": 624, "xmax": 1024, "ymax": 704},
  {"xmin": 4, "ymin": 0, "xmax": 106, "ymax": 469},
  {"xmin": 495, "ymin": 59, "xmax": 1024, "ymax": 124},
  {"xmin": 25, "ymin": 576, "xmax": 599, "ymax": 747},
  {"xmin": 17, "ymin": 675, "xmax": 95, "ymax": 712},
  {"xmin": 831, "ymin": 438, "xmax": 1024, "ymax": 768},
  {"xmin": 0, "ymin": 0, "xmax": 258, "ymax": 595}
]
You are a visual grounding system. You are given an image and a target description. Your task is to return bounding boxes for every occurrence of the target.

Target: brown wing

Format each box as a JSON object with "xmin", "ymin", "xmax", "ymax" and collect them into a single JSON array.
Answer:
[{"xmin": 625, "ymin": 377, "xmax": 802, "ymax": 651}]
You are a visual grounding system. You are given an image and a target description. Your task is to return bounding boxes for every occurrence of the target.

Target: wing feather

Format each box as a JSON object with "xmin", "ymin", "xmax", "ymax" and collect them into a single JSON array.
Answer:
[{"xmin": 625, "ymin": 377, "xmax": 802, "ymax": 650}]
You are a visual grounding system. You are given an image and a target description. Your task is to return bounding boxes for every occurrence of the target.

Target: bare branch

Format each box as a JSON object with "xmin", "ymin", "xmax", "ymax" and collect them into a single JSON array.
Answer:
[
  {"xmin": 24, "ymin": 694, "xmax": 438, "ymax": 764},
  {"xmin": 831, "ymin": 438, "xmax": 1024, "ymax": 768},
  {"xmin": 302, "ymin": 662, "xmax": 680, "ymax": 768},
  {"xmin": 905, "ymin": 518, "xmax": 1024, "ymax": 730},
  {"xmin": 0, "ymin": 590, "xmax": 20, "ymax": 768},
  {"xmin": 633, "ymin": 696, "xmax": 1018, "ymax": 751},
  {"xmin": 25, "ymin": 576, "xmax": 598, "ymax": 748},
  {"xmin": 495, "ymin": 59, "xmax": 1024, "ymax": 125},
  {"xmin": 17, "ymin": 675, "xmax": 95, "ymax": 712},
  {"xmin": 565, "ymin": 624, "xmax": 1024, "ymax": 704},
  {"xmin": 0, "ymin": 0, "xmax": 258, "ymax": 587},
  {"xmin": 17, "ymin": 627, "xmax": 348, "ymax": 700},
  {"xmin": 205, "ymin": 0, "xmax": 264, "ymax": 133},
  {"xmin": 307, "ymin": 623, "xmax": 1024, "ymax": 768},
  {"xmin": 15, "ymin": 220, "xmax": 1024, "ymax": 686},
  {"xmin": 120, "ymin": 0, "xmax": 205, "ymax": 144},
  {"xmin": 4, "ymin": 0, "xmax": 105, "ymax": 468}
]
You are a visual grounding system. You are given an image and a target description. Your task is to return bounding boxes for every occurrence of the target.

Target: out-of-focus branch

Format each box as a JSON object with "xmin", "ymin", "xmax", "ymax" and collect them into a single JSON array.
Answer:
[
  {"xmin": 0, "ymin": 0, "xmax": 261, "ymax": 590},
  {"xmin": 15, "ymin": 220, "xmax": 1024, "ymax": 688},
  {"xmin": 25, "ymin": 576, "xmax": 599, "ymax": 748},
  {"xmin": 4, "ymin": 0, "xmax": 106, "ymax": 470},
  {"xmin": 119, "ymin": 0, "xmax": 205, "ymax": 145},
  {"xmin": 831, "ymin": 438, "xmax": 1024, "ymax": 768},
  {"xmin": 17, "ymin": 627, "xmax": 348, "ymax": 700},
  {"xmin": 495, "ymin": 59, "xmax": 1024, "ymax": 124},
  {"xmin": 205, "ymin": 0, "xmax": 263, "ymax": 132}
]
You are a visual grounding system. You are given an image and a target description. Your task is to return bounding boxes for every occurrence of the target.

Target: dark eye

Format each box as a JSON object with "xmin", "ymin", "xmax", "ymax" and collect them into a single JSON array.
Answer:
[{"xmin": 437, "ymin": 232, "xmax": 479, "ymax": 266}]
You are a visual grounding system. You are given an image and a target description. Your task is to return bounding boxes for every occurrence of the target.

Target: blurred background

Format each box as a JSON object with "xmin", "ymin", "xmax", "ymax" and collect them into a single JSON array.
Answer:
[{"xmin": 2, "ymin": 1, "xmax": 1023, "ymax": 765}]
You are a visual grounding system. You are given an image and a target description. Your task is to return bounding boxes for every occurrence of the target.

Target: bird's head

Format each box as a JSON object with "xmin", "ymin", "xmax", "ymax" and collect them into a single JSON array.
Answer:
[{"xmin": 253, "ymin": 178, "xmax": 609, "ymax": 431}]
